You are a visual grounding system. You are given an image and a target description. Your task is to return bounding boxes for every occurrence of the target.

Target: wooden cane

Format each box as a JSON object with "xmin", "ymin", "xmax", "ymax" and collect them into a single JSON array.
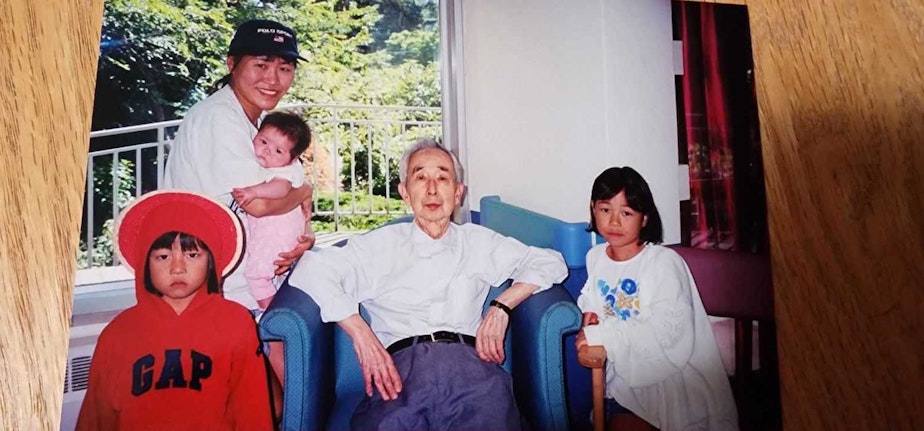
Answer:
[{"xmin": 579, "ymin": 345, "xmax": 607, "ymax": 431}]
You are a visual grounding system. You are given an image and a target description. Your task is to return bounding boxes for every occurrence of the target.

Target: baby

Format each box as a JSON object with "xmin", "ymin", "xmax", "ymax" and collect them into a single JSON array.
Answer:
[{"xmin": 231, "ymin": 111, "xmax": 312, "ymax": 310}]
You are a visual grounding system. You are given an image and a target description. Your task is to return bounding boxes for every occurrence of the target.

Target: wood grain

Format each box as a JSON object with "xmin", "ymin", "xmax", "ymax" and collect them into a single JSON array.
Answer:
[
  {"xmin": 0, "ymin": 0, "xmax": 104, "ymax": 428},
  {"xmin": 683, "ymin": 0, "xmax": 923, "ymax": 428},
  {"xmin": 679, "ymin": 0, "xmax": 748, "ymax": 5},
  {"xmin": 685, "ymin": 0, "xmax": 924, "ymax": 428}
]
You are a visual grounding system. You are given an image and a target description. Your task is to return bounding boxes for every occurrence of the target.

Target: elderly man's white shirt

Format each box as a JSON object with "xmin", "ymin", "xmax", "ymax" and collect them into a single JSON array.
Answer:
[{"xmin": 289, "ymin": 221, "xmax": 568, "ymax": 347}]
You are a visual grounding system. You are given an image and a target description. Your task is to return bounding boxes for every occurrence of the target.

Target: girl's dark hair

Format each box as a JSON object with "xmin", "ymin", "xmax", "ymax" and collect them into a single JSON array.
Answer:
[
  {"xmin": 143, "ymin": 232, "xmax": 220, "ymax": 296},
  {"xmin": 587, "ymin": 166, "xmax": 664, "ymax": 244},
  {"xmin": 260, "ymin": 111, "xmax": 312, "ymax": 160}
]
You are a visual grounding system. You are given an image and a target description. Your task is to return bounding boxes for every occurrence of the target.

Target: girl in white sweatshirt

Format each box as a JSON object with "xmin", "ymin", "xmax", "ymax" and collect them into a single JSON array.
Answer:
[{"xmin": 575, "ymin": 166, "xmax": 738, "ymax": 431}]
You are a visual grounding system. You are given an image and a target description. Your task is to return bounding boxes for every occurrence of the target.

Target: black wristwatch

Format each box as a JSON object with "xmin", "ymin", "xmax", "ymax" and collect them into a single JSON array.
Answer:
[{"xmin": 489, "ymin": 300, "xmax": 513, "ymax": 316}]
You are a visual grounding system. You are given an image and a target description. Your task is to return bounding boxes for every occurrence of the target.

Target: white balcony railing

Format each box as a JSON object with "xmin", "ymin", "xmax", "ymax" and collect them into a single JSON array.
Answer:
[{"xmin": 82, "ymin": 103, "xmax": 440, "ymax": 269}]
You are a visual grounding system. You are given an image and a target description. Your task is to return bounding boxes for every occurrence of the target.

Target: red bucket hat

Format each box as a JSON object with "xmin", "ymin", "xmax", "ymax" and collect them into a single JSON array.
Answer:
[{"xmin": 115, "ymin": 190, "xmax": 244, "ymax": 278}]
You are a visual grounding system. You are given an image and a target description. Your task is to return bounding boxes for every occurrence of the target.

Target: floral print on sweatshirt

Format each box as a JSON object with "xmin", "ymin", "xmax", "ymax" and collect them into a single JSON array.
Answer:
[{"xmin": 597, "ymin": 277, "xmax": 640, "ymax": 321}]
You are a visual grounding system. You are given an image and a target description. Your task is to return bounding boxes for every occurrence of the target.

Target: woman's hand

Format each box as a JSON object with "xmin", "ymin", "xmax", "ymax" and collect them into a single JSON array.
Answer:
[
  {"xmin": 273, "ymin": 234, "xmax": 314, "ymax": 275},
  {"xmin": 241, "ymin": 184, "xmax": 312, "ymax": 218}
]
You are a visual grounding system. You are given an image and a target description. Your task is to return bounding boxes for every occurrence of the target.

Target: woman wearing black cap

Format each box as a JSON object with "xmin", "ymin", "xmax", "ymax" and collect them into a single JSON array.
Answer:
[{"xmin": 163, "ymin": 18, "xmax": 312, "ymax": 417}]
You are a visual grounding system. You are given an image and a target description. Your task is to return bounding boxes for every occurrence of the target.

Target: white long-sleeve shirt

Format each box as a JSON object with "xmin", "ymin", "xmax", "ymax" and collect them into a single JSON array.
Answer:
[
  {"xmin": 163, "ymin": 85, "xmax": 305, "ymax": 194},
  {"xmin": 288, "ymin": 221, "xmax": 568, "ymax": 347},
  {"xmin": 578, "ymin": 244, "xmax": 738, "ymax": 431},
  {"xmin": 164, "ymin": 85, "xmax": 265, "ymax": 198},
  {"xmin": 163, "ymin": 85, "xmax": 267, "ymax": 309}
]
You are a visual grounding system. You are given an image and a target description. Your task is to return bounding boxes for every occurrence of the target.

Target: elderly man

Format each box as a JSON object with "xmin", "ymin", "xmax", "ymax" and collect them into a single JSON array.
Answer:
[{"xmin": 288, "ymin": 139, "xmax": 567, "ymax": 430}]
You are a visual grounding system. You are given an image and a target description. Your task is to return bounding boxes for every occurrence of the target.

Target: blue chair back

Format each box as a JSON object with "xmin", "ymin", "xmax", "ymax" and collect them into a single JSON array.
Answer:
[{"xmin": 480, "ymin": 196, "xmax": 596, "ymax": 429}]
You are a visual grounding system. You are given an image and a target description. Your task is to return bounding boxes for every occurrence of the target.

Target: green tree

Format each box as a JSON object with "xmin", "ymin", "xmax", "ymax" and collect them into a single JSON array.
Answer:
[
  {"xmin": 79, "ymin": 158, "xmax": 136, "ymax": 268},
  {"xmin": 89, "ymin": 0, "xmax": 442, "ymax": 255},
  {"xmin": 93, "ymin": 0, "xmax": 390, "ymax": 129},
  {"xmin": 93, "ymin": 0, "xmax": 233, "ymax": 130},
  {"xmin": 94, "ymin": 0, "xmax": 440, "ymax": 127},
  {"xmin": 356, "ymin": 0, "xmax": 438, "ymax": 52},
  {"xmin": 384, "ymin": 29, "xmax": 439, "ymax": 65}
]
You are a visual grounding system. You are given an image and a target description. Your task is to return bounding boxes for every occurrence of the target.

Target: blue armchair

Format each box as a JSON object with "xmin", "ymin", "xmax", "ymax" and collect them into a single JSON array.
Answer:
[
  {"xmin": 259, "ymin": 199, "xmax": 584, "ymax": 431},
  {"xmin": 261, "ymin": 281, "xmax": 580, "ymax": 431}
]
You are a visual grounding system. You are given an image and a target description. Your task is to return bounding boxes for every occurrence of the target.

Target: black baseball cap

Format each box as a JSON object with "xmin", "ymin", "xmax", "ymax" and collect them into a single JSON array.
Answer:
[{"xmin": 228, "ymin": 19, "xmax": 309, "ymax": 62}]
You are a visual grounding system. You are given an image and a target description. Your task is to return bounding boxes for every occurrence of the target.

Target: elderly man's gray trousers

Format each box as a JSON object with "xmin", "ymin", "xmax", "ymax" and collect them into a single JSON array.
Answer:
[{"xmin": 350, "ymin": 342, "xmax": 522, "ymax": 431}]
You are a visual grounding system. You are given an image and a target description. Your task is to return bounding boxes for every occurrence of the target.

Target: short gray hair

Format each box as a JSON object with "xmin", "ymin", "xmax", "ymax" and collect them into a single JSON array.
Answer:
[{"xmin": 398, "ymin": 138, "xmax": 464, "ymax": 184}]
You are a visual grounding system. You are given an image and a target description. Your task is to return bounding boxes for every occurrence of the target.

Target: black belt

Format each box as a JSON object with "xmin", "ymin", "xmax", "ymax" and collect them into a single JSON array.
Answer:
[{"xmin": 386, "ymin": 331, "xmax": 476, "ymax": 355}]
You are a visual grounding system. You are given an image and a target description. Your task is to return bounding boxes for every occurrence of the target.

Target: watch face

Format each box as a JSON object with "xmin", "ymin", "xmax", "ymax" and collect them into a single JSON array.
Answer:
[{"xmin": 491, "ymin": 300, "xmax": 511, "ymax": 314}]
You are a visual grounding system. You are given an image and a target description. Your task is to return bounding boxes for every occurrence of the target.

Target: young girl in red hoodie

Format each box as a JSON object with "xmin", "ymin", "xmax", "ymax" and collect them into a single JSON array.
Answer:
[{"xmin": 76, "ymin": 190, "xmax": 273, "ymax": 430}]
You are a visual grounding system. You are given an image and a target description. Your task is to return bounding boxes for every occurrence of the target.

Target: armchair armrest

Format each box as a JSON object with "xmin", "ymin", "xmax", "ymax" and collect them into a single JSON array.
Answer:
[
  {"xmin": 509, "ymin": 284, "xmax": 582, "ymax": 431},
  {"xmin": 259, "ymin": 282, "xmax": 334, "ymax": 431}
]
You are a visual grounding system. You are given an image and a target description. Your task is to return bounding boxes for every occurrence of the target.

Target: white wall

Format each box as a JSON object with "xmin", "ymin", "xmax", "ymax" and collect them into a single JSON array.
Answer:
[{"xmin": 460, "ymin": 0, "xmax": 681, "ymax": 243}]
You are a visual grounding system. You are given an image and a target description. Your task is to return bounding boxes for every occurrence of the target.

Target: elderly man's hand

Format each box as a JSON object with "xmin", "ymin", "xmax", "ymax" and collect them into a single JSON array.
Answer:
[
  {"xmin": 476, "ymin": 306, "xmax": 510, "ymax": 364},
  {"xmin": 340, "ymin": 315, "xmax": 403, "ymax": 400}
]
